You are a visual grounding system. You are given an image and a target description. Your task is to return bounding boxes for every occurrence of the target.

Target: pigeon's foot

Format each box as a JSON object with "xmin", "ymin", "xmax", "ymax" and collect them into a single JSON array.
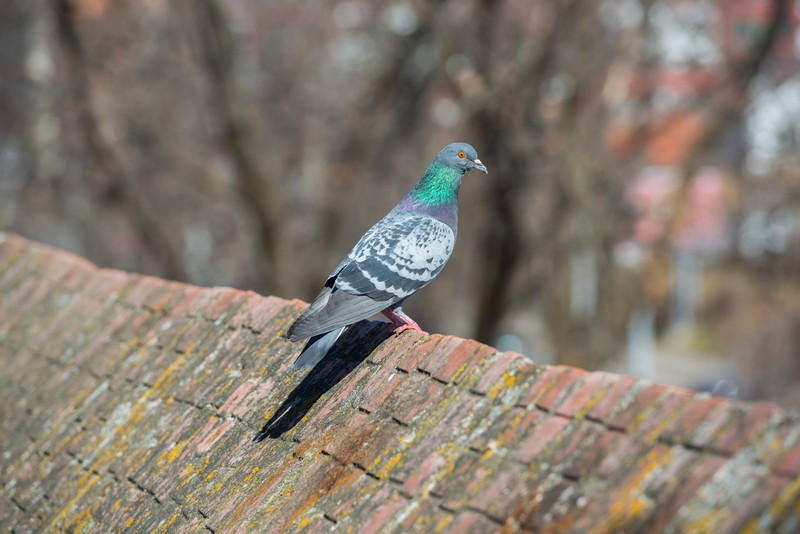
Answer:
[
  {"xmin": 391, "ymin": 323, "xmax": 427, "ymax": 335},
  {"xmin": 382, "ymin": 307, "xmax": 428, "ymax": 335}
]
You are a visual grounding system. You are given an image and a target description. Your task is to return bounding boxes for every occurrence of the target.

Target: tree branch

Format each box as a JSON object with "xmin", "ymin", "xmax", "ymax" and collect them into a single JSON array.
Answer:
[
  {"xmin": 192, "ymin": 0, "xmax": 283, "ymax": 293},
  {"xmin": 54, "ymin": 0, "xmax": 187, "ymax": 280}
]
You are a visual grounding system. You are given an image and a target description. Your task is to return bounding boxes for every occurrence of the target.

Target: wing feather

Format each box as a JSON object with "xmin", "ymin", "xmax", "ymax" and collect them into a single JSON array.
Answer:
[{"xmin": 286, "ymin": 210, "xmax": 455, "ymax": 340}]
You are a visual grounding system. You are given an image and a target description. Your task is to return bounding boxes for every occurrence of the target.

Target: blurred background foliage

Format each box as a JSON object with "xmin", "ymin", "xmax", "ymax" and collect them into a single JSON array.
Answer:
[{"xmin": 2, "ymin": 0, "xmax": 799, "ymax": 409}]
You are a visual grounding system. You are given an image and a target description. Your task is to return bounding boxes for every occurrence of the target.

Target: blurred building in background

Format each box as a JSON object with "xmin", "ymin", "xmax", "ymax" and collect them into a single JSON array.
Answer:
[{"xmin": 1, "ymin": 0, "xmax": 799, "ymax": 409}]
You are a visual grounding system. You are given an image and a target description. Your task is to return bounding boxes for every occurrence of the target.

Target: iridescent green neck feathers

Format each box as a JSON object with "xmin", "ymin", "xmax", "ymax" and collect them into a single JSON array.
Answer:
[{"xmin": 408, "ymin": 164, "xmax": 462, "ymax": 205}]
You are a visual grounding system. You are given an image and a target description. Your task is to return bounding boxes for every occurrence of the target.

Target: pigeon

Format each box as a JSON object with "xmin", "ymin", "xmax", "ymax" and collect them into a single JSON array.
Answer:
[{"xmin": 286, "ymin": 142, "xmax": 487, "ymax": 369}]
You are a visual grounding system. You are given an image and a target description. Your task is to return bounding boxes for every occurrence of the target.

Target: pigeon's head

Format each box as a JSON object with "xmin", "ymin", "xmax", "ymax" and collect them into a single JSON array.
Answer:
[{"xmin": 434, "ymin": 142, "xmax": 488, "ymax": 175}]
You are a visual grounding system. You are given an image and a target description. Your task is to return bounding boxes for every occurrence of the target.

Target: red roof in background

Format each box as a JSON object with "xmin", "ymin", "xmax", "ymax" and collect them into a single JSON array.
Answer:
[
  {"xmin": 672, "ymin": 168, "xmax": 733, "ymax": 251},
  {"xmin": 1, "ymin": 233, "xmax": 798, "ymax": 532},
  {"xmin": 607, "ymin": 0, "xmax": 800, "ymax": 166},
  {"xmin": 625, "ymin": 167, "xmax": 733, "ymax": 251},
  {"xmin": 645, "ymin": 111, "xmax": 706, "ymax": 167}
]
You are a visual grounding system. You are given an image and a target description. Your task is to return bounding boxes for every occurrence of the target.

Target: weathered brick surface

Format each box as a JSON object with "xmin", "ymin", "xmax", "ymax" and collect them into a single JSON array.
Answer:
[{"xmin": 1, "ymin": 232, "xmax": 799, "ymax": 532}]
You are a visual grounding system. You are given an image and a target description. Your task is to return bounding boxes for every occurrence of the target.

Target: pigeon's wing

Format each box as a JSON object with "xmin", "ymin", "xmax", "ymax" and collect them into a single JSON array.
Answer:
[
  {"xmin": 287, "ymin": 212, "xmax": 455, "ymax": 341},
  {"xmin": 286, "ymin": 284, "xmax": 394, "ymax": 341},
  {"xmin": 336, "ymin": 212, "xmax": 456, "ymax": 301}
]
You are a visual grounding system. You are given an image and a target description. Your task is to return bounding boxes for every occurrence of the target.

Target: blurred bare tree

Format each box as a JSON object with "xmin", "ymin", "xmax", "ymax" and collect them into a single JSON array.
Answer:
[{"xmin": 2, "ymin": 0, "xmax": 799, "ymax": 408}]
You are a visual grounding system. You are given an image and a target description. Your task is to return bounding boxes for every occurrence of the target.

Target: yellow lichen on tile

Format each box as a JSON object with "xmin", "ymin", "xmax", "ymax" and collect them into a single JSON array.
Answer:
[
  {"xmin": 572, "ymin": 384, "xmax": 611, "ymax": 420},
  {"xmin": 636, "ymin": 407, "xmax": 684, "ymax": 446},
  {"xmin": 69, "ymin": 502, "xmax": 97, "ymax": 533},
  {"xmin": 684, "ymin": 498, "xmax": 739, "ymax": 534},
  {"xmin": 155, "ymin": 512, "xmax": 181, "ymax": 532},
  {"xmin": 495, "ymin": 410, "xmax": 526, "ymax": 449},
  {"xmin": 154, "ymin": 439, "xmax": 184, "ymax": 467},
  {"xmin": 46, "ymin": 471, "xmax": 101, "ymax": 531},
  {"xmin": 242, "ymin": 465, "xmax": 260, "ymax": 484},
  {"xmin": 150, "ymin": 343, "xmax": 195, "ymax": 394},
  {"xmin": 591, "ymin": 447, "xmax": 669, "ymax": 533},
  {"xmin": 218, "ymin": 452, "xmax": 298, "ymax": 530},
  {"xmin": 285, "ymin": 463, "xmax": 358, "ymax": 529},
  {"xmin": 487, "ymin": 370, "xmax": 520, "ymax": 400},
  {"xmin": 740, "ymin": 474, "xmax": 800, "ymax": 533},
  {"xmin": 376, "ymin": 449, "xmax": 406, "ymax": 479},
  {"xmin": 110, "ymin": 498, "xmax": 122, "ymax": 512},
  {"xmin": 433, "ymin": 513, "xmax": 454, "ymax": 532},
  {"xmin": 446, "ymin": 357, "xmax": 473, "ymax": 384}
]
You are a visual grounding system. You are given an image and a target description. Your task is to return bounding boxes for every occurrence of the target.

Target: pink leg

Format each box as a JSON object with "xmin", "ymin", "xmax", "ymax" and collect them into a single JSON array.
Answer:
[{"xmin": 382, "ymin": 306, "xmax": 428, "ymax": 335}]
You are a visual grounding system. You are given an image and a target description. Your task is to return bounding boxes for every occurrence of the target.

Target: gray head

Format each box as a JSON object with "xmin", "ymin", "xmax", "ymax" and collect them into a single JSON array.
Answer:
[{"xmin": 432, "ymin": 142, "xmax": 488, "ymax": 175}]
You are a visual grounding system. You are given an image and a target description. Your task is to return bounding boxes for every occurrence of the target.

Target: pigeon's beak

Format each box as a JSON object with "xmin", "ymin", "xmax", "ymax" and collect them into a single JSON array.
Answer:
[{"xmin": 472, "ymin": 158, "xmax": 488, "ymax": 174}]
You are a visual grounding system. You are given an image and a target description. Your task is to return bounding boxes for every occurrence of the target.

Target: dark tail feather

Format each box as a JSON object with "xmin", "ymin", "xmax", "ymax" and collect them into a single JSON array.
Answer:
[{"xmin": 293, "ymin": 327, "xmax": 345, "ymax": 370}]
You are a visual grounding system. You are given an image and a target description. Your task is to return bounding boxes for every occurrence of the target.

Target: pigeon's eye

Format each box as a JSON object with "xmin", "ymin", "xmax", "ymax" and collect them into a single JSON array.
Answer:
[{"xmin": 457, "ymin": 151, "xmax": 466, "ymax": 159}]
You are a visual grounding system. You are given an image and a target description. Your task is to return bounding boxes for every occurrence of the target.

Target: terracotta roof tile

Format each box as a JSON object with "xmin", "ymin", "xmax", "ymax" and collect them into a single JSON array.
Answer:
[
  {"xmin": 230, "ymin": 293, "xmax": 291, "ymax": 333},
  {"xmin": 383, "ymin": 371, "xmax": 444, "ymax": 426},
  {"xmin": 660, "ymin": 394, "xmax": 727, "ymax": 444},
  {"xmin": 515, "ymin": 415, "xmax": 572, "ymax": 464},
  {"xmin": 433, "ymin": 338, "xmax": 495, "ymax": 385},
  {"xmin": 469, "ymin": 350, "xmax": 529, "ymax": 398},
  {"xmin": 606, "ymin": 381, "xmax": 668, "ymax": 431},
  {"xmin": 357, "ymin": 365, "xmax": 409, "ymax": 415},
  {"xmin": 774, "ymin": 435, "xmax": 800, "ymax": 478},
  {"xmin": 1, "ymin": 232, "xmax": 798, "ymax": 532},
  {"xmin": 391, "ymin": 332, "xmax": 432, "ymax": 372},
  {"xmin": 416, "ymin": 334, "xmax": 464, "ymax": 376},
  {"xmin": 448, "ymin": 509, "xmax": 504, "ymax": 533},
  {"xmin": 711, "ymin": 401, "xmax": 782, "ymax": 455},
  {"xmin": 518, "ymin": 365, "xmax": 580, "ymax": 408},
  {"xmin": 553, "ymin": 369, "xmax": 618, "ymax": 417}
]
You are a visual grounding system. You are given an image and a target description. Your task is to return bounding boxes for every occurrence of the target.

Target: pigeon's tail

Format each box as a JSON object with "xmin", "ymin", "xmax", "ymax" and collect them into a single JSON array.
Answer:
[{"xmin": 292, "ymin": 327, "xmax": 345, "ymax": 370}]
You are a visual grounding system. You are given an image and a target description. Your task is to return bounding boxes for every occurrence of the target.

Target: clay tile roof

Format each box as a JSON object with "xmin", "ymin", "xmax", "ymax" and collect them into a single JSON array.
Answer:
[{"xmin": 1, "ymin": 232, "xmax": 799, "ymax": 532}]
